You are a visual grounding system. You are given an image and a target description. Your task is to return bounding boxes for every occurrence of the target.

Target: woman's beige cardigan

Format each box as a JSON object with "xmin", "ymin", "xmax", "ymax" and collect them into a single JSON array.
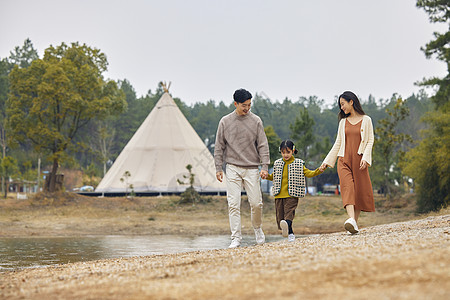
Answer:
[{"xmin": 322, "ymin": 115, "xmax": 374, "ymax": 167}]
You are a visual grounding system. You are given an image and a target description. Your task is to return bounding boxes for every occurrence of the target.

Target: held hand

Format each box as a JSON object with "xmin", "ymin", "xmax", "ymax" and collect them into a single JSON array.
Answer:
[
  {"xmin": 360, "ymin": 160, "xmax": 368, "ymax": 170},
  {"xmin": 260, "ymin": 170, "xmax": 268, "ymax": 179},
  {"xmin": 216, "ymin": 171, "xmax": 223, "ymax": 182},
  {"xmin": 319, "ymin": 163, "xmax": 328, "ymax": 172}
]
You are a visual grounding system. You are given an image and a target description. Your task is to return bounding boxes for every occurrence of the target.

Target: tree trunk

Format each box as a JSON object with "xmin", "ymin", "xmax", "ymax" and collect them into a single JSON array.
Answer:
[
  {"xmin": 48, "ymin": 159, "xmax": 59, "ymax": 192},
  {"xmin": 1, "ymin": 126, "xmax": 5, "ymax": 198},
  {"xmin": 2, "ymin": 180, "xmax": 6, "ymax": 198}
]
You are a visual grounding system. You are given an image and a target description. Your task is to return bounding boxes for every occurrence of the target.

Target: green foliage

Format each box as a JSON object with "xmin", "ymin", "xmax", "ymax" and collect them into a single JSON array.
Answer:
[
  {"xmin": 1, "ymin": 156, "xmax": 19, "ymax": 197},
  {"xmin": 402, "ymin": 1, "xmax": 450, "ymax": 212},
  {"xmin": 290, "ymin": 107, "xmax": 315, "ymax": 161},
  {"xmin": 177, "ymin": 164, "xmax": 201, "ymax": 205},
  {"xmin": 119, "ymin": 170, "xmax": 134, "ymax": 197},
  {"xmin": 104, "ymin": 82, "xmax": 161, "ymax": 158},
  {"xmin": 82, "ymin": 163, "xmax": 101, "ymax": 187},
  {"xmin": 264, "ymin": 125, "xmax": 281, "ymax": 167},
  {"xmin": 1, "ymin": 156, "xmax": 19, "ymax": 178},
  {"xmin": 403, "ymin": 110, "xmax": 450, "ymax": 212},
  {"xmin": 404, "ymin": 111, "xmax": 450, "ymax": 212},
  {"xmin": 0, "ymin": 59, "xmax": 12, "ymax": 116},
  {"xmin": 7, "ymin": 42, "xmax": 126, "ymax": 191},
  {"xmin": 417, "ymin": 0, "xmax": 450, "ymax": 23},
  {"xmin": 416, "ymin": 0, "xmax": 449, "ymax": 110},
  {"xmin": 253, "ymin": 95, "xmax": 304, "ymax": 140},
  {"xmin": 373, "ymin": 97, "xmax": 412, "ymax": 199},
  {"xmin": 177, "ymin": 164, "xmax": 195, "ymax": 187},
  {"xmin": 8, "ymin": 38, "xmax": 39, "ymax": 69}
]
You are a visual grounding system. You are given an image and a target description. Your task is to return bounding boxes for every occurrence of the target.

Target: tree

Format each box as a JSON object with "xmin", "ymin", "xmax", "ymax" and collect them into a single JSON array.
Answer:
[
  {"xmin": 0, "ymin": 156, "xmax": 19, "ymax": 198},
  {"xmin": 403, "ymin": 111, "xmax": 449, "ymax": 212},
  {"xmin": 0, "ymin": 39, "xmax": 39, "ymax": 196},
  {"xmin": 109, "ymin": 81, "xmax": 158, "ymax": 156},
  {"xmin": 402, "ymin": 1, "xmax": 450, "ymax": 212},
  {"xmin": 190, "ymin": 100, "xmax": 224, "ymax": 150},
  {"xmin": 290, "ymin": 107, "xmax": 316, "ymax": 161},
  {"xmin": 372, "ymin": 97, "xmax": 412, "ymax": 199},
  {"xmin": 119, "ymin": 170, "xmax": 133, "ymax": 197},
  {"xmin": 7, "ymin": 42, "xmax": 126, "ymax": 192},
  {"xmin": 264, "ymin": 125, "xmax": 281, "ymax": 167},
  {"xmin": 416, "ymin": 0, "xmax": 449, "ymax": 110},
  {"xmin": 8, "ymin": 38, "xmax": 39, "ymax": 69},
  {"xmin": 177, "ymin": 164, "xmax": 200, "ymax": 205},
  {"xmin": 94, "ymin": 122, "xmax": 115, "ymax": 176}
]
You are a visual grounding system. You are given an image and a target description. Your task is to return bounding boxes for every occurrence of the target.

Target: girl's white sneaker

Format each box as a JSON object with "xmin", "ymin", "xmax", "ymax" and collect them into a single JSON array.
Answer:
[
  {"xmin": 280, "ymin": 220, "xmax": 289, "ymax": 237},
  {"xmin": 288, "ymin": 234, "xmax": 295, "ymax": 242}
]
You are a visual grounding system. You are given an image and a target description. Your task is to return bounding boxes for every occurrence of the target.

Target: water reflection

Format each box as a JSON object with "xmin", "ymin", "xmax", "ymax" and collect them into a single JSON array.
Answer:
[{"xmin": 0, "ymin": 235, "xmax": 286, "ymax": 271}]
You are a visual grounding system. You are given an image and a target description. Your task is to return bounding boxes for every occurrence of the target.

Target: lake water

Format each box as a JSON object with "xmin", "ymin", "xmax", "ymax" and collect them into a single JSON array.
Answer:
[{"xmin": 0, "ymin": 235, "xmax": 287, "ymax": 272}]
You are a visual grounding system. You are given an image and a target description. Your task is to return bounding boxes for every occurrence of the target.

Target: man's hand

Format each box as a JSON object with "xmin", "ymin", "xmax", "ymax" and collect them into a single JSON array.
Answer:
[
  {"xmin": 216, "ymin": 171, "xmax": 223, "ymax": 182},
  {"xmin": 260, "ymin": 170, "xmax": 268, "ymax": 179}
]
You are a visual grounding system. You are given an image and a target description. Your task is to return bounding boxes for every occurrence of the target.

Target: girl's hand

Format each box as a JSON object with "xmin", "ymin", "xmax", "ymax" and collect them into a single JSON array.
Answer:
[
  {"xmin": 319, "ymin": 163, "xmax": 327, "ymax": 172},
  {"xmin": 360, "ymin": 160, "xmax": 368, "ymax": 170}
]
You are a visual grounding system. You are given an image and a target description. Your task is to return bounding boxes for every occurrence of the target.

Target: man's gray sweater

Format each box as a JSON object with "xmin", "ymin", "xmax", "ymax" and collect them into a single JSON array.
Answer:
[{"xmin": 214, "ymin": 111, "xmax": 270, "ymax": 172}]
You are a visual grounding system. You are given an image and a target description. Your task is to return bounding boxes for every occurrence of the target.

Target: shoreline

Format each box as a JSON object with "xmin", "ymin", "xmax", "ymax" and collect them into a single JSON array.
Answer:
[
  {"xmin": 0, "ymin": 194, "xmax": 434, "ymax": 238},
  {"xmin": 1, "ymin": 214, "xmax": 449, "ymax": 299}
]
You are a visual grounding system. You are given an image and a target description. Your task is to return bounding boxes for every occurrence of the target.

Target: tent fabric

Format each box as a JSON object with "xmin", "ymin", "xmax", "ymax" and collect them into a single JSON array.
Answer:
[{"xmin": 96, "ymin": 92, "xmax": 225, "ymax": 193}]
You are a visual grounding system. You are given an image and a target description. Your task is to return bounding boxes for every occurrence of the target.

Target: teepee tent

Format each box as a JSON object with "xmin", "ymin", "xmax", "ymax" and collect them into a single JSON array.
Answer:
[{"xmin": 95, "ymin": 90, "xmax": 225, "ymax": 194}]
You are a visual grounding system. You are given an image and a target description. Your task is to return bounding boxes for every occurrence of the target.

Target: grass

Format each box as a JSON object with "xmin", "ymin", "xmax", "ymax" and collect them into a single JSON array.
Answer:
[{"xmin": 0, "ymin": 191, "xmax": 447, "ymax": 237}]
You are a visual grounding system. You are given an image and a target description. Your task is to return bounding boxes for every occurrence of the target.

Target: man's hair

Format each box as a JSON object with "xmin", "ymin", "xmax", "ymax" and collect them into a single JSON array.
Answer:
[{"xmin": 233, "ymin": 88, "xmax": 252, "ymax": 103}]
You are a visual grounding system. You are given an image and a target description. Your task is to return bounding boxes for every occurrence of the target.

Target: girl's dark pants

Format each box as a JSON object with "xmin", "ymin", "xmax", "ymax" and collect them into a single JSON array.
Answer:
[{"xmin": 275, "ymin": 197, "xmax": 298, "ymax": 234}]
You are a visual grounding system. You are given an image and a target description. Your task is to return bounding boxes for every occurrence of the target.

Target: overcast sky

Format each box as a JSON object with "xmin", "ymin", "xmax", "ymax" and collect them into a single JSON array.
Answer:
[{"xmin": 0, "ymin": 0, "xmax": 447, "ymax": 106}]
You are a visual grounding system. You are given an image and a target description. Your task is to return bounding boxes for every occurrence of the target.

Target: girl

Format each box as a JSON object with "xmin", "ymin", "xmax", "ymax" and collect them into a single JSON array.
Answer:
[
  {"xmin": 263, "ymin": 140, "xmax": 322, "ymax": 242},
  {"xmin": 319, "ymin": 91, "xmax": 375, "ymax": 234}
]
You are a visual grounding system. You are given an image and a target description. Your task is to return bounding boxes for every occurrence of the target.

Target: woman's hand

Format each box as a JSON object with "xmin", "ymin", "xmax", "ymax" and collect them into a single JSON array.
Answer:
[
  {"xmin": 319, "ymin": 163, "xmax": 328, "ymax": 172},
  {"xmin": 260, "ymin": 170, "xmax": 268, "ymax": 179},
  {"xmin": 360, "ymin": 160, "xmax": 368, "ymax": 170}
]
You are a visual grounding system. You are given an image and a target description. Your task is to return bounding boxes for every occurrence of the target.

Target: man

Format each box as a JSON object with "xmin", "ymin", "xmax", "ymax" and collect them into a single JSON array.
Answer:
[{"xmin": 214, "ymin": 88, "xmax": 270, "ymax": 248}]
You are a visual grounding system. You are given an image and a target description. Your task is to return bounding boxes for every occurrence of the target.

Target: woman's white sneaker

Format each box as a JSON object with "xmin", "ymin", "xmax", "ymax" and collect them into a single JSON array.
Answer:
[
  {"xmin": 344, "ymin": 218, "xmax": 359, "ymax": 234},
  {"xmin": 280, "ymin": 220, "xmax": 289, "ymax": 237},
  {"xmin": 288, "ymin": 234, "xmax": 295, "ymax": 242}
]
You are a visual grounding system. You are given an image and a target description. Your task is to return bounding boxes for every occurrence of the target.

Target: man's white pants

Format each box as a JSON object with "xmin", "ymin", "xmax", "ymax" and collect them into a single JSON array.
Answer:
[{"xmin": 226, "ymin": 164, "xmax": 263, "ymax": 241}]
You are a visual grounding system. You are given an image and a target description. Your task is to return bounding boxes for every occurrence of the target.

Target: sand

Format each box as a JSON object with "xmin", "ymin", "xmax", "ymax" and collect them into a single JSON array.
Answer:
[{"xmin": 1, "ymin": 214, "xmax": 448, "ymax": 300}]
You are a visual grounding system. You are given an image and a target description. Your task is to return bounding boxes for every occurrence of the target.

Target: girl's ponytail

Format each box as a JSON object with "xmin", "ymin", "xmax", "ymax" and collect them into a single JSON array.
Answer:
[{"xmin": 279, "ymin": 140, "xmax": 298, "ymax": 154}]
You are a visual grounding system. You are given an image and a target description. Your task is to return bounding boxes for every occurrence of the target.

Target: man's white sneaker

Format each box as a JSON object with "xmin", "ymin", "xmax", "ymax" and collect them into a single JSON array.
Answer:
[
  {"xmin": 228, "ymin": 239, "xmax": 241, "ymax": 248},
  {"xmin": 280, "ymin": 220, "xmax": 289, "ymax": 237},
  {"xmin": 288, "ymin": 234, "xmax": 295, "ymax": 242},
  {"xmin": 344, "ymin": 218, "xmax": 359, "ymax": 234},
  {"xmin": 254, "ymin": 227, "xmax": 265, "ymax": 245}
]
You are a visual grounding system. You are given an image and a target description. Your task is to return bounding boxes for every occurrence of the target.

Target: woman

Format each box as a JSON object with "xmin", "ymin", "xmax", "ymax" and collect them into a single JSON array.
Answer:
[{"xmin": 319, "ymin": 91, "xmax": 375, "ymax": 234}]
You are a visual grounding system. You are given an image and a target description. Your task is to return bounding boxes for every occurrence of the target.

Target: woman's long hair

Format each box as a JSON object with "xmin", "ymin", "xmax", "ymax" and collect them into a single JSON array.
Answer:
[{"xmin": 338, "ymin": 91, "xmax": 366, "ymax": 121}]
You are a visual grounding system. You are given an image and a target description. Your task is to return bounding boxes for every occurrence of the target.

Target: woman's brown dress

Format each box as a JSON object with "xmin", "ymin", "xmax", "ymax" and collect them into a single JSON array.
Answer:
[{"xmin": 337, "ymin": 119, "xmax": 375, "ymax": 212}]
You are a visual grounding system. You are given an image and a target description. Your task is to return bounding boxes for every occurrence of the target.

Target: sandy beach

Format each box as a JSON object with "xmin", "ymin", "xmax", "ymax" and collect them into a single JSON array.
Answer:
[{"xmin": 0, "ymin": 194, "xmax": 449, "ymax": 299}]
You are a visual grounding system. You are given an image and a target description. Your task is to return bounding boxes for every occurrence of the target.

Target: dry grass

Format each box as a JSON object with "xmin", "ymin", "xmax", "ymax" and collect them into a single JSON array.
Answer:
[{"xmin": 0, "ymin": 191, "xmax": 445, "ymax": 238}]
